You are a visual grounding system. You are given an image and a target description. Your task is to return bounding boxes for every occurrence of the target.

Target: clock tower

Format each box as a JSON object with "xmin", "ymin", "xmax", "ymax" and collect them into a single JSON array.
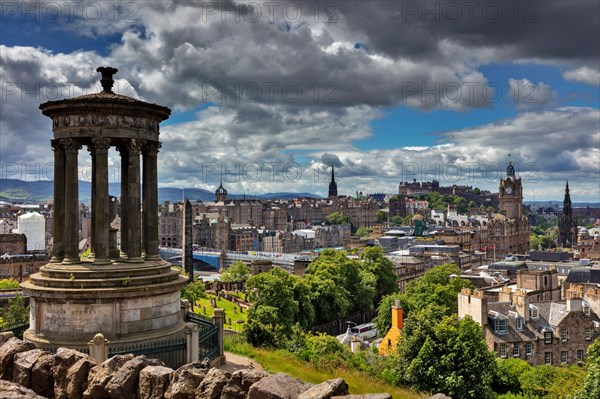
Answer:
[{"xmin": 498, "ymin": 162, "xmax": 523, "ymax": 219}]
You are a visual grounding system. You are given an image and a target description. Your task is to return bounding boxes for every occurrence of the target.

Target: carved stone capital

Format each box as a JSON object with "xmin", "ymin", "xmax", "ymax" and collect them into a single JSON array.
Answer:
[
  {"xmin": 127, "ymin": 139, "xmax": 142, "ymax": 155},
  {"xmin": 89, "ymin": 137, "xmax": 111, "ymax": 154},
  {"xmin": 60, "ymin": 138, "xmax": 82, "ymax": 155},
  {"xmin": 51, "ymin": 139, "xmax": 65, "ymax": 154},
  {"xmin": 143, "ymin": 141, "xmax": 161, "ymax": 156}
]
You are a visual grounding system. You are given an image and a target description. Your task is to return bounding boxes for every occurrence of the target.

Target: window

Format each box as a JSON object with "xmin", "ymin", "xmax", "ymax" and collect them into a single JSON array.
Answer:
[
  {"xmin": 545, "ymin": 352, "xmax": 553, "ymax": 365},
  {"xmin": 577, "ymin": 349, "xmax": 585, "ymax": 362},
  {"xmin": 583, "ymin": 302, "xmax": 590, "ymax": 315},
  {"xmin": 585, "ymin": 327, "xmax": 593, "ymax": 341},
  {"xmin": 513, "ymin": 344, "xmax": 520, "ymax": 357},
  {"xmin": 526, "ymin": 342, "xmax": 533, "ymax": 356},
  {"xmin": 544, "ymin": 332, "xmax": 553, "ymax": 344},
  {"xmin": 561, "ymin": 351, "xmax": 568, "ymax": 364},
  {"xmin": 496, "ymin": 319, "xmax": 508, "ymax": 335},
  {"xmin": 544, "ymin": 275, "xmax": 548, "ymax": 286},
  {"xmin": 499, "ymin": 343, "xmax": 507, "ymax": 358},
  {"xmin": 516, "ymin": 318, "xmax": 523, "ymax": 331},
  {"xmin": 530, "ymin": 306, "xmax": 539, "ymax": 319},
  {"xmin": 561, "ymin": 330, "xmax": 569, "ymax": 342}
]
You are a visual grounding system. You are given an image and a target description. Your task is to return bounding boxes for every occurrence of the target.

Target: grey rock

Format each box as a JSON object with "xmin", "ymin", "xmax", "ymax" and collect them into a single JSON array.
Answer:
[
  {"xmin": 0, "ymin": 337, "xmax": 36, "ymax": 379},
  {"xmin": 299, "ymin": 378, "xmax": 349, "ymax": 399},
  {"xmin": 427, "ymin": 395, "xmax": 452, "ymax": 399},
  {"xmin": 196, "ymin": 368, "xmax": 230, "ymax": 399},
  {"xmin": 31, "ymin": 351, "xmax": 55, "ymax": 398},
  {"xmin": 164, "ymin": 362, "xmax": 209, "ymax": 399},
  {"xmin": 105, "ymin": 355, "xmax": 163, "ymax": 399},
  {"xmin": 0, "ymin": 379, "xmax": 47, "ymax": 399},
  {"xmin": 137, "ymin": 365, "xmax": 174, "ymax": 399},
  {"xmin": 248, "ymin": 372, "xmax": 314, "ymax": 399},
  {"xmin": 83, "ymin": 354, "xmax": 134, "ymax": 399},
  {"xmin": 53, "ymin": 348, "xmax": 96, "ymax": 399},
  {"xmin": 221, "ymin": 369, "xmax": 268, "ymax": 399},
  {"xmin": 12, "ymin": 349, "xmax": 46, "ymax": 388},
  {"xmin": 332, "ymin": 395, "xmax": 392, "ymax": 399}
]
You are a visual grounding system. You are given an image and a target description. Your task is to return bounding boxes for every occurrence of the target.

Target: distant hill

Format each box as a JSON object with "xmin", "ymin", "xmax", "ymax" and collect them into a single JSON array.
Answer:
[
  {"xmin": 0, "ymin": 179, "xmax": 321, "ymax": 203},
  {"xmin": 524, "ymin": 200, "xmax": 600, "ymax": 208}
]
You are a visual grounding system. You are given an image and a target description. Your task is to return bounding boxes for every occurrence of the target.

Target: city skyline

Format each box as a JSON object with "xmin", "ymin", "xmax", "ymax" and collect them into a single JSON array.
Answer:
[{"xmin": 1, "ymin": 1, "xmax": 599, "ymax": 201}]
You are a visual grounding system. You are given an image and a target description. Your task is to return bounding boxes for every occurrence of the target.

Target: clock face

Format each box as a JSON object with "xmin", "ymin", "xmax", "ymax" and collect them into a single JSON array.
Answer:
[{"xmin": 505, "ymin": 186, "xmax": 513, "ymax": 195}]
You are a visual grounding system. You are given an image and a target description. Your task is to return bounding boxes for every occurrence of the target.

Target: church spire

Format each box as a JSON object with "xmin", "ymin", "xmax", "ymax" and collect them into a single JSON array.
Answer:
[{"xmin": 328, "ymin": 165, "xmax": 338, "ymax": 197}]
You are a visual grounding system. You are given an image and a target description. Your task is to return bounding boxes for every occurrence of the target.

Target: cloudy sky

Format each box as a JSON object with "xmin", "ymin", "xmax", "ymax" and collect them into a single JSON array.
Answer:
[{"xmin": 1, "ymin": 0, "xmax": 599, "ymax": 202}]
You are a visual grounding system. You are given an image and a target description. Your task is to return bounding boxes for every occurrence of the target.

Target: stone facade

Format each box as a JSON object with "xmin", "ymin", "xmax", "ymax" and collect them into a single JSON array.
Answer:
[
  {"xmin": 0, "ymin": 233, "xmax": 27, "ymax": 254},
  {"xmin": 459, "ymin": 286, "xmax": 600, "ymax": 366}
]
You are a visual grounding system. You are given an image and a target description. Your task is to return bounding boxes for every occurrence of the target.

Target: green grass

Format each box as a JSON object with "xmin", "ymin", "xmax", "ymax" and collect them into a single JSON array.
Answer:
[
  {"xmin": 224, "ymin": 337, "xmax": 426, "ymax": 399},
  {"xmin": 195, "ymin": 294, "xmax": 248, "ymax": 330}
]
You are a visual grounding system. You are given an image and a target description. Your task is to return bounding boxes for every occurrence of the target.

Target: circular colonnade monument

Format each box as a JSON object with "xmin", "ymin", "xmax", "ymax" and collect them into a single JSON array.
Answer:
[{"xmin": 21, "ymin": 67, "xmax": 188, "ymax": 351}]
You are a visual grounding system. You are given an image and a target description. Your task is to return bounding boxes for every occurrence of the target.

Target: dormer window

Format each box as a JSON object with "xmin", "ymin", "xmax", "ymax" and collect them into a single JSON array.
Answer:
[
  {"xmin": 583, "ymin": 302, "xmax": 590, "ymax": 316},
  {"xmin": 516, "ymin": 318, "xmax": 524, "ymax": 331},
  {"xmin": 530, "ymin": 305, "xmax": 539, "ymax": 319},
  {"xmin": 495, "ymin": 319, "xmax": 508, "ymax": 335}
]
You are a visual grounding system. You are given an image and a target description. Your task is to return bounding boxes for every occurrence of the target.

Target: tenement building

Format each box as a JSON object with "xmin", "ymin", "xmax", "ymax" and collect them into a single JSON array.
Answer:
[{"xmin": 459, "ymin": 286, "xmax": 600, "ymax": 366}]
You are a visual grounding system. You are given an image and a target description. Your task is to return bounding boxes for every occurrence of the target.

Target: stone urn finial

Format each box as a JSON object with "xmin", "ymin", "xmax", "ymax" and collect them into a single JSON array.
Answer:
[{"xmin": 96, "ymin": 66, "xmax": 118, "ymax": 93}]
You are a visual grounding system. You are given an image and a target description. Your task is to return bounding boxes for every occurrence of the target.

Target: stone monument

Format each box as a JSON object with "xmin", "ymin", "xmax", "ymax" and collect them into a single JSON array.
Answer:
[{"xmin": 21, "ymin": 67, "xmax": 188, "ymax": 351}]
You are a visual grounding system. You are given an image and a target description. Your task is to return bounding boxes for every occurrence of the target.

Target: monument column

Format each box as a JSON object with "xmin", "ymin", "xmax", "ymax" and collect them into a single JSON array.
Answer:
[
  {"xmin": 90, "ymin": 137, "xmax": 111, "ymax": 264},
  {"xmin": 118, "ymin": 145, "xmax": 129, "ymax": 258},
  {"xmin": 50, "ymin": 139, "xmax": 65, "ymax": 263},
  {"xmin": 62, "ymin": 138, "xmax": 81, "ymax": 264},
  {"xmin": 126, "ymin": 139, "xmax": 143, "ymax": 262},
  {"xmin": 143, "ymin": 141, "xmax": 161, "ymax": 260}
]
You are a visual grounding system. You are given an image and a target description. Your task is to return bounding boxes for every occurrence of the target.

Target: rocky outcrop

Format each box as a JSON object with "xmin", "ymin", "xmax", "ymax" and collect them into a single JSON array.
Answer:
[
  {"xmin": 299, "ymin": 378, "xmax": 349, "ymax": 399},
  {"xmin": 31, "ymin": 351, "xmax": 56, "ymax": 398},
  {"xmin": 332, "ymin": 395, "xmax": 392, "ymax": 399},
  {"xmin": 0, "ymin": 338, "xmax": 394, "ymax": 399},
  {"xmin": 83, "ymin": 354, "xmax": 135, "ymax": 399},
  {"xmin": 0, "ymin": 337, "xmax": 36, "ymax": 379},
  {"xmin": 164, "ymin": 362, "xmax": 209, "ymax": 399},
  {"xmin": 138, "ymin": 365, "xmax": 173, "ymax": 399},
  {"xmin": 221, "ymin": 369, "xmax": 268, "ymax": 399},
  {"xmin": 247, "ymin": 372, "xmax": 314, "ymax": 399},
  {"xmin": 0, "ymin": 379, "xmax": 48, "ymax": 399},
  {"xmin": 12, "ymin": 348, "xmax": 46, "ymax": 388},
  {"xmin": 196, "ymin": 368, "xmax": 231, "ymax": 399},
  {"xmin": 105, "ymin": 355, "xmax": 164, "ymax": 399},
  {"xmin": 427, "ymin": 395, "xmax": 452, "ymax": 399},
  {"xmin": 52, "ymin": 348, "xmax": 97, "ymax": 399}
]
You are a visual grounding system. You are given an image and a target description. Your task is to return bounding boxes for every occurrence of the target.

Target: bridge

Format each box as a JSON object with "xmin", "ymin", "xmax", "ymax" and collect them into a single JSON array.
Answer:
[{"xmin": 159, "ymin": 247, "xmax": 314, "ymax": 273}]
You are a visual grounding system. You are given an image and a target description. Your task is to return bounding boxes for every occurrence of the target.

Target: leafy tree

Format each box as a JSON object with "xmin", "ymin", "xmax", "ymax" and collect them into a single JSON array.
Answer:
[
  {"xmin": 325, "ymin": 212, "xmax": 350, "ymax": 225},
  {"xmin": 572, "ymin": 339, "xmax": 600, "ymax": 399},
  {"xmin": 0, "ymin": 295, "xmax": 29, "ymax": 325},
  {"xmin": 473, "ymin": 187, "xmax": 481, "ymax": 195},
  {"xmin": 372, "ymin": 293, "xmax": 403, "ymax": 337},
  {"xmin": 245, "ymin": 267, "xmax": 307, "ymax": 345},
  {"xmin": 360, "ymin": 246, "xmax": 398, "ymax": 299},
  {"xmin": 401, "ymin": 263, "xmax": 474, "ymax": 317},
  {"xmin": 0, "ymin": 278, "xmax": 20, "ymax": 290},
  {"xmin": 180, "ymin": 280, "xmax": 206, "ymax": 311},
  {"xmin": 403, "ymin": 315, "xmax": 497, "ymax": 399},
  {"xmin": 220, "ymin": 260, "xmax": 250, "ymax": 283},
  {"xmin": 376, "ymin": 210, "xmax": 387, "ymax": 224},
  {"xmin": 305, "ymin": 273, "xmax": 351, "ymax": 324},
  {"xmin": 355, "ymin": 226, "xmax": 368, "ymax": 237},
  {"xmin": 493, "ymin": 357, "xmax": 532, "ymax": 394},
  {"xmin": 467, "ymin": 200, "xmax": 477, "ymax": 210},
  {"xmin": 389, "ymin": 216, "xmax": 404, "ymax": 226}
]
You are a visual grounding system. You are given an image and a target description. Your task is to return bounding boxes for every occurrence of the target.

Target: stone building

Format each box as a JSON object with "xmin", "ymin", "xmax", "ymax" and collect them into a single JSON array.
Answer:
[
  {"xmin": 487, "ymin": 163, "xmax": 530, "ymax": 258},
  {"xmin": 459, "ymin": 286, "xmax": 600, "ymax": 366},
  {"xmin": 159, "ymin": 202, "xmax": 183, "ymax": 247},
  {"xmin": 0, "ymin": 233, "xmax": 27, "ymax": 254},
  {"xmin": 577, "ymin": 227, "xmax": 600, "ymax": 261}
]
